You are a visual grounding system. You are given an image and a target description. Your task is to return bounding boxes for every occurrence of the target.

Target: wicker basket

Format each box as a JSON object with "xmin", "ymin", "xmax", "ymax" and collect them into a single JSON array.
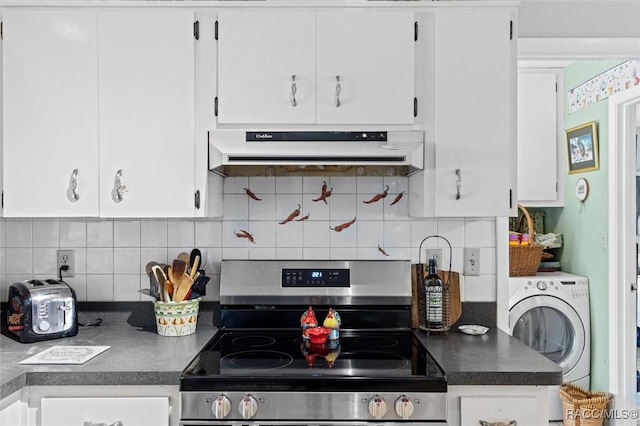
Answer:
[
  {"xmin": 559, "ymin": 383, "xmax": 612, "ymax": 426},
  {"xmin": 509, "ymin": 204, "xmax": 545, "ymax": 277}
]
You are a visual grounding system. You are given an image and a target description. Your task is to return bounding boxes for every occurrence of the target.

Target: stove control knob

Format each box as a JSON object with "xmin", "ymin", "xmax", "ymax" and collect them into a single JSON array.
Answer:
[
  {"xmin": 368, "ymin": 395, "xmax": 388, "ymax": 419},
  {"xmin": 239, "ymin": 395, "xmax": 258, "ymax": 419},
  {"xmin": 212, "ymin": 395, "xmax": 231, "ymax": 419},
  {"xmin": 394, "ymin": 395, "xmax": 415, "ymax": 419}
]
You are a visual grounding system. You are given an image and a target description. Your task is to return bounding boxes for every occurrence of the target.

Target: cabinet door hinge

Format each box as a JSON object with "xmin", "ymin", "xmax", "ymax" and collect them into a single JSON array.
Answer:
[
  {"xmin": 195, "ymin": 190, "xmax": 201, "ymax": 210},
  {"xmin": 413, "ymin": 97, "xmax": 418, "ymax": 118},
  {"xmin": 509, "ymin": 20, "xmax": 513, "ymax": 40},
  {"xmin": 215, "ymin": 20, "xmax": 219, "ymax": 40},
  {"xmin": 214, "ymin": 97, "xmax": 219, "ymax": 117},
  {"xmin": 194, "ymin": 21, "xmax": 199, "ymax": 41},
  {"xmin": 414, "ymin": 22, "xmax": 418, "ymax": 42}
]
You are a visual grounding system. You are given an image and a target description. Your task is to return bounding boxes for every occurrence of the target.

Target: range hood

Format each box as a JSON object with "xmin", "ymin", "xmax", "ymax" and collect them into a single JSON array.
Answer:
[{"xmin": 208, "ymin": 130, "xmax": 424, "ymax": 176}]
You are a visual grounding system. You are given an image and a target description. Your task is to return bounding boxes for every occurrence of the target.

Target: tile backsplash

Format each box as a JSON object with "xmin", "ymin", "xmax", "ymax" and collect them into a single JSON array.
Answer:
[{"xmin": 0, "ymin": 176, "xmax": 497, "ymax": 303}]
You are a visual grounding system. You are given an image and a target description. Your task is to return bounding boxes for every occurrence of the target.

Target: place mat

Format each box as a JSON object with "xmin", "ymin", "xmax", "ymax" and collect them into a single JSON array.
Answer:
[{"xmin": 19, "ymin": 346, "xmax": 110, "ymax": 365}]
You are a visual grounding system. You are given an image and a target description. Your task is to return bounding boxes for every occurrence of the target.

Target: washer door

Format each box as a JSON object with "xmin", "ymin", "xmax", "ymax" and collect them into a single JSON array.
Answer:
[{"xmin": 509, "ymin": 295, "xmax": 585, "ymax": 375}]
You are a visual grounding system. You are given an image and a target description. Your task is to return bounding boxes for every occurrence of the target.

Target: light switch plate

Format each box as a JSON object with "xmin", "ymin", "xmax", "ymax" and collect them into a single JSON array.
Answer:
[{"xmin": 463, "ymin": 248, "xmax": 480, "ymax": 276}]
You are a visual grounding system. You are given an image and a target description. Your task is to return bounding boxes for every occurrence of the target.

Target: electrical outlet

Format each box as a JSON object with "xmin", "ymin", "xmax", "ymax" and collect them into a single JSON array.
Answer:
[
  {"xmin": 423, "ymin": 249, "xmax": 443, "ymax": 267},
  {"xmin": 464, "ymin": 248, "xmax": 481, "ymax": 276},
  {"xmin": 57, "ymin": 249, "xmax": 75, "ymax": 278}
]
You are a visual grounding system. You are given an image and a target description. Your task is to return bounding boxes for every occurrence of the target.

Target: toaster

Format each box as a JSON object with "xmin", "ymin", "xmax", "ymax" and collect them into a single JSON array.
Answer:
[{"xmin": 6, "ymin": 279, "xmax": 78, "ymax": 343}]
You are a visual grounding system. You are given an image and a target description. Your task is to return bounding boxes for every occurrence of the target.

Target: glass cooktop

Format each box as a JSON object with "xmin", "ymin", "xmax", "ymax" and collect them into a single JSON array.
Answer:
[{"xmin": 181, "ymin": 329, "xmax": 447, "ymax": 393}]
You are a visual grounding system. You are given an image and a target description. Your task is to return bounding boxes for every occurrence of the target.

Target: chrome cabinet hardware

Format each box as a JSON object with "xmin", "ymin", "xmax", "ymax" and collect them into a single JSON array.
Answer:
[
  {"xmin": 335, "ymin": 75, "xmax": 341, "ymax": 107},
  {"xmin": 69, "ymin": 169, "xmax": 80, "ymax": 201},
  {"xmin": 290, "ymin": 75, "xmax": 297, "ymax": 107},
  {"xmin": 455, "ymin": 169, "xmax": 462, "ymax": 200},
  {"xmin": 113, "ymin": 169, "xmax": 126, "ymax": 202}
]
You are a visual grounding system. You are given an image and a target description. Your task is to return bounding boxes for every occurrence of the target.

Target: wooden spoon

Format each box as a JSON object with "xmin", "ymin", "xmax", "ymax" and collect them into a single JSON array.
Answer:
[
  {"xmin": 178, "ymin": 251, "xmax": 191, "ymax": 265},
  {"xmin": 189, "ymin": 255, "xmax": 200, "ymax": 280},
  {"xmin": 170, "ymin": 259, "xmax": 187, "ymax": 299},
  {"xmin": 177, "ymin": 252, "xmax": 191, "ymax": 273},
  {"xmin": 174, "ymin": 273, "xmax": 194, "ymax": 301}
]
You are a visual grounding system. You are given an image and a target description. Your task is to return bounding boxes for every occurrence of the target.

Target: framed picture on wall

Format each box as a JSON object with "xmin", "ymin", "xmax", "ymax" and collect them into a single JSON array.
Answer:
[{"xmin": 566, "ymin": 121, "xmax": 600, "ymax": 174}]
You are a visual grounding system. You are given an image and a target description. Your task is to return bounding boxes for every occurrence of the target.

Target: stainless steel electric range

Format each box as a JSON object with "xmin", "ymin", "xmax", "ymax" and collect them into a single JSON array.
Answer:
[{"xmin": 180, "ymin": 260, "xmax": 448, "ymax": 426}]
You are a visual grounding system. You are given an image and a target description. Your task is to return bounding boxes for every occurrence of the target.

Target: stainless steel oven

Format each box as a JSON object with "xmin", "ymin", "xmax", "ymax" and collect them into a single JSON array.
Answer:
[{"xmin": 179, "ymin": 260, "xmax": 448, "ymax": 426}]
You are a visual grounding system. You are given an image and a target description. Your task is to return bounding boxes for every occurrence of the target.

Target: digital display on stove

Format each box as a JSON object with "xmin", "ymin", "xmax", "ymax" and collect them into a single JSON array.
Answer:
[{"xmin": 282, "ymin": 268, "xmax": 350, "ymax": 287}]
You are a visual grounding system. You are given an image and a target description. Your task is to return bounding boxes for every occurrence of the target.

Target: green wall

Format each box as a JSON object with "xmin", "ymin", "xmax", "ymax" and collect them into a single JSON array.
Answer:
[{"xmin": 543, "ymin": 60, "xmax": 624, "ymax": 391}]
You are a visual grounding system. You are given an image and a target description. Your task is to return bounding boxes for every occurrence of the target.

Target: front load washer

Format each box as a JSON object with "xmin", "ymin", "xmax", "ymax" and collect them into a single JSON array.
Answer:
[{"xmin": 508, "ymin": 272, "xmax": 590, "ymax": 421}]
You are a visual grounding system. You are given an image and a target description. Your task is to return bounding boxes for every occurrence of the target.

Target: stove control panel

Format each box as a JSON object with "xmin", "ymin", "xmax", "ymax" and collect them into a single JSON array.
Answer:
[
  {"xmin": 282, "ymin": 268, "xmax": 350, "ymax": 288},
  {"xmin": 183, "ymin": 391, "xmax": 447, "ymax": 421}
]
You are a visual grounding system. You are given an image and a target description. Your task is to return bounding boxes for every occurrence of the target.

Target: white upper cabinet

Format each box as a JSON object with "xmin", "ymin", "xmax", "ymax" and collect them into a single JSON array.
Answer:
[
  {"xmin": 411, "ymin": 9, "xmax": 515, "ymax": 218},
  {"xmin": 3, "ymin": 10, "xmax": 100, "ymax": 217},
  {"xmin": 216, "ymin": 11, "xmax": 415, "ymax": 125},
  {"xmin": 315, "ymin": 12, "xmax": 415, "ymax": 124},
  {"xmin": 517, "ymin": 69, "xmax": 565, "ymax": 207},
  {"xmin": 2, "ymin": 9, "xmax": 197, "ymax": 218},
  {"xmin": 97, "ymin": 11, "xmax": 196, "ymax": 218},
  {"xmin": 217, "ymin": 11, "xmax": 317, "ymax": 124}
]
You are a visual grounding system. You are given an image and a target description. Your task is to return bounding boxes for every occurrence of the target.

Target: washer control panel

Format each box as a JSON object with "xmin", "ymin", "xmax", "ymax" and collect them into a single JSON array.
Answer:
[{"xmin": 509, "ymin": 274, "xmax": 589, "ymax": 300}]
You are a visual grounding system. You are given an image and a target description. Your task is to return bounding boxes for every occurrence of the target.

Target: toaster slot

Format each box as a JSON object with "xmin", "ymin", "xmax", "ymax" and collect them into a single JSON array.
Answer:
[{"xmin": 61, "ymin": 301, "xmax": 74, "ymax": 326}]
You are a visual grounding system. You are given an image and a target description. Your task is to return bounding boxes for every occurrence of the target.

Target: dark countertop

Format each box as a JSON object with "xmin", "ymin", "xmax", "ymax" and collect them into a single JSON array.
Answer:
[
  {"xmin": 0, "ymin": 307, "xmax": 562, "ymax": 399},
  {"xmin": 416, "ymin": 327, "xmax": 564, "ymax": 386},
  {"xmin": 0, "ymin": 325, "xmax": 217, "ymax": 399}
]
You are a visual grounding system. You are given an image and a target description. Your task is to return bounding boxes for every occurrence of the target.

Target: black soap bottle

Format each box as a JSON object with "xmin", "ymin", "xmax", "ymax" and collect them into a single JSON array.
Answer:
[{"xmin": 424, "ymin": 257, "xmax": 443, "ymax": 330}]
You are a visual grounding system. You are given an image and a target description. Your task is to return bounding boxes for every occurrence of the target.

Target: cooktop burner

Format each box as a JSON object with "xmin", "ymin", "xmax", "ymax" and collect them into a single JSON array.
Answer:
[{"xmin": 220, "ymin": 350, "xmax": 294, "ymax": 371}]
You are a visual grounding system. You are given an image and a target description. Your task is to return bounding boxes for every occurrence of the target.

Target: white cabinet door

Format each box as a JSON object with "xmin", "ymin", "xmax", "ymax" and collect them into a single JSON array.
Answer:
[
  {"xmin": 448, "ymin": 385, "xmax": 549, "ymax": 426},
  {"xmin": 432, "ymin": 10, "xmax": 514, "ymax": 217},
  {"xmin": 216, "ymin": 11, "xmax": 414, "ymax": 125},
  {"xmin": 41, "ymin": 397, "xmax": 168, "ymax": 426},
  {"xmin": 460, "ymin": 395, "xmax": 537, "ymax": 426},
  {"xmin": 2, "ymin": 10, "xmax": 100, "ymax": 217},
  {"xmin": 517, "ymin": 70, "xmax": 564, "ymax": 206},
  {"xmin": 98, "ymin": 11, "xmax": 196, "ymax": 217},
  {"xmin": 0, "ymin": 391, "xmax": 26, "ymax": 426},
  {"xmin": 217, "ymin": 11, "xmax": 317, "ymax": 124},
  {"xmin": 316, "ymin": 12, "xmax": 415, "ymax": 124}
]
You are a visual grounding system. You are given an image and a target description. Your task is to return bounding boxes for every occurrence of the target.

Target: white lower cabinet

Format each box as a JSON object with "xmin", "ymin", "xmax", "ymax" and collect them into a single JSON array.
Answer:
[
  {"xmin": 0, "ymin": 390, "xmax": 28, "ymax": 426},
  {"xmin": 448, "ymin": 385, "xmax": 549, "ymax": 426},
  {"xmin": 41, "ymin": 397, "xmax": 168, "ymax": 426},
  {"xmin": 31, "ymin": 385, "xmax": 177, "ymax": 426}
]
